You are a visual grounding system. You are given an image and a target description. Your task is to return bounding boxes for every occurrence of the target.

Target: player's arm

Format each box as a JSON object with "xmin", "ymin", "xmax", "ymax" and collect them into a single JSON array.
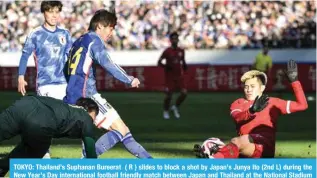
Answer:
[
  {"xmin": 274, "ymin": 60, "xmax": 308, "ymax": 114},
  {"xmin": 230, "ymin": 99, "xmax": 254, "ymax": 123},
  {"xmin": 181, "ymin": 49, "xmax": 188, "ymax": 71},
  {"xmin": 231, "ymin": 95, "xmax": 269, "ymax": 123},
  {"xmin": 82, "ymin": 121, "xmax": 97, "ymax": 158},
  {"xmin": 18, "ymin": 31, "xmax": 35, "ymax": 95},
  {"xmin": 82, "ymin": 136, "xmax": 97, "ymax": 158},
  {"xmin": 157, "ymin": 49, "xmax": 166, "ymax": 68},
  {"xmin": 90, "ymin": 40, "xmax": 134, "ymax": 86}
]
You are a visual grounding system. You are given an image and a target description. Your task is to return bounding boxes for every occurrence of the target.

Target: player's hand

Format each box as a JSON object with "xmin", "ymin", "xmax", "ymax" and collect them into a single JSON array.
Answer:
[
  {"xmin": 131, "ymin": 78, "xmax": 140, "ymax": 88},
  {"xmin": 284, "ymin": 59, "xmax": 298, "ymax": 83},
  {"xmin": 18, "ymin": 75, "xmax": 28, "ymax": 96},
  {"xmin": 249, "ymin": 94, "xmax": 269, "ymax": 114}
]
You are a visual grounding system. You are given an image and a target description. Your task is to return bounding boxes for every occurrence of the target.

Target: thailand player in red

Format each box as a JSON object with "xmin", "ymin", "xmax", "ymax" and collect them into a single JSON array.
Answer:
[
  {"xmin": 158, "ymin": 32, "xmax": 188, "ymax": 119},
  {"xmin": 194, "ymin": 60, "xmax": 308, "ymax": 158}
]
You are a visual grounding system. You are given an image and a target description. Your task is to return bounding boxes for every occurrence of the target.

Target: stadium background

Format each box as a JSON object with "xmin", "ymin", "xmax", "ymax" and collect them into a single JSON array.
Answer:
[{"xmin": 0, "ymin": 1, "xmax": 316, "ymax": 159}]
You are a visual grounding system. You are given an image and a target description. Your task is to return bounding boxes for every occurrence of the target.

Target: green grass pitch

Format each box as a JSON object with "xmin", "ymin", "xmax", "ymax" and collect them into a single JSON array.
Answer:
[{"xmin": 0, "ymin": 91, "xmax": 315, "ymax": 159}]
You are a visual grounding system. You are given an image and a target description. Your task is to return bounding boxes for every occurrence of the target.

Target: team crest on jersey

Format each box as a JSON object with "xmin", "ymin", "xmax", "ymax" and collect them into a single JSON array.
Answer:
[
  {"xmin": 178, "ymin": 52, "xmax": 183, "ymax": 57},
  {"xmin": 58, "ymin": 35, "xmax": 66, "ymax": 45}
]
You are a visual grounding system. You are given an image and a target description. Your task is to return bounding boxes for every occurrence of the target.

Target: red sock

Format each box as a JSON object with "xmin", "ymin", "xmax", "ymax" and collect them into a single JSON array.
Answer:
[{"xmin": 212, "ymin": 143, "xmax": 239, "ymax": 158}]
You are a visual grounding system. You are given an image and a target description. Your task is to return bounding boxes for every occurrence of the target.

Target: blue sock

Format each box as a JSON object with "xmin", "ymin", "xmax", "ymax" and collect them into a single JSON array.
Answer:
[
  {"xmin": 121, "ymin": 132, "xmax": 152, "ymax": 158},
  {"xmin": 95, "ymin": 130, "xmax": 123, "ymax": 156}
]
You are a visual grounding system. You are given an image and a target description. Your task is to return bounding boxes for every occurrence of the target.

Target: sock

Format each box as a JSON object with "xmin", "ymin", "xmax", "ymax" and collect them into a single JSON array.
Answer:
[
  {"xmin": 164, "ymin": 95, "xmax": 172, "ymax": 111},
  {"xmin": 94, "ymin": 130, "xmax": 123, "ymax": 156},
  {"xmin": 212, "ymin": 143, "xmax": 239, "ymax": 158},
  {"xmin": 121, "ymin": 132, "xmax": 152, "ymax": 158},
  {"xmin": 176, "ymin": 93, "xmax": 187, "ymax": 107}
]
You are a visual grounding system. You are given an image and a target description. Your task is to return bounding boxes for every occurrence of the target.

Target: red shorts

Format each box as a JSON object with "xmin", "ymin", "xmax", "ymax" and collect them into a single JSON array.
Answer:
[
  {"xmin": 165, "ymin": 77, "xmax": 185, "ymax": 92},
  {"xmin": 249, "ymin": 134, "xmax": 275, "ymax": 158}
]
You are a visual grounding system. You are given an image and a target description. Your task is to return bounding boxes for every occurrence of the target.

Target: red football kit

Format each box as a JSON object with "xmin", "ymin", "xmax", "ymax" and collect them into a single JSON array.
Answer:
[
  {"xmin": 160, "ymin": 47, "xmax": 186, "ymax": 91},
  {"xmin": 229, "ymin": 81, "xmax": 308, "ymax": 157}
]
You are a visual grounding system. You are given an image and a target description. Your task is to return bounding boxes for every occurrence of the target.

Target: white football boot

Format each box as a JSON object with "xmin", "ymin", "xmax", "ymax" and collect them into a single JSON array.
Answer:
[
  {"xmin": 163, "ymin": 111, "xmax": 170, "ymax": 119},
  {"xmin": 171, "ymin": 105, "xmax": 180, "ymax": 119}
]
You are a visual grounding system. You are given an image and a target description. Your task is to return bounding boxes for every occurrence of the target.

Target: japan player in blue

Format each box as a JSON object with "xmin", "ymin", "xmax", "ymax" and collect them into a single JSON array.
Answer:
[
  {"xmin": 64, "ymin": 9, "xmax": 152, "ymax": 159},
  {"xmin": 18, "ymin": 1, "xmax": 72, "ymax": 158}
]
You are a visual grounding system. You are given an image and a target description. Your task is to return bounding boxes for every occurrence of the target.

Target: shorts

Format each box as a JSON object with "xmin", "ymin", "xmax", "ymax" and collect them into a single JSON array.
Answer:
[
  {"xmin": 249, "ymin": 134, "xmax": 275, "ymax": 158},
  {"xmin": 165, "ymin": 77, "xmax": 186, "ymax": 92},
  {"xmin": 90, "ymin": 93, "xmax": 121, "ymax": 129},
  {"xmin": 37, "ymin": 84, "xmax": 67, "ymax": 100}
]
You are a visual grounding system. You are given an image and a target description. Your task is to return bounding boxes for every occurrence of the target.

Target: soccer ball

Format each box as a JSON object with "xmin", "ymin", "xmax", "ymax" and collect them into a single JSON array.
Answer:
[{"xmin": 201, "ymin": 137, "xmax": 225, "ymax": 157}]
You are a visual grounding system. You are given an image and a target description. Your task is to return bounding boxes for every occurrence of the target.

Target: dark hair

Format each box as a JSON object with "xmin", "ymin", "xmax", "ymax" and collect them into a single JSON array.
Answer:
[
  {"xmin": 41, "ymin": 1, "xmax": 63, "ymax": 13},
  {"xmin": 88, "ymin": 9, "xmax": 117, "ymax": 31},
  {"xmin": 76, "ymin": 98, "xmax": 99, "ymax": 115},
  {"xmin": 169, "ymin": 32, "xmax": 179, "ymax": 39}
]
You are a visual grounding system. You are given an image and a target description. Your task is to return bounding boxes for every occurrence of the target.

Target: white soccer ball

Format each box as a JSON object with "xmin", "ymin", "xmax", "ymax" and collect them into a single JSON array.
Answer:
[{"xmin": 201, "ymin": 137, "xmax": 225, "ymax": 157}]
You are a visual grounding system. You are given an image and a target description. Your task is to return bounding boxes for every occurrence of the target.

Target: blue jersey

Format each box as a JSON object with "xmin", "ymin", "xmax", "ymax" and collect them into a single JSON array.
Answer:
[
  {"xmin": 18, "ymin": 25, "xmax": 72, "ymax": 87},
  {"xmin": 63, "ymin": 31, "xmax": 133, "ymax": 104}
]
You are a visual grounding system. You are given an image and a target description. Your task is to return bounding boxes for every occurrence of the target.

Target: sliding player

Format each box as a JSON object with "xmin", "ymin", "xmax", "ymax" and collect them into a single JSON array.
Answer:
[{"xmin": 194, "ymin": 60, "xmax": 308, "ymax": 158}]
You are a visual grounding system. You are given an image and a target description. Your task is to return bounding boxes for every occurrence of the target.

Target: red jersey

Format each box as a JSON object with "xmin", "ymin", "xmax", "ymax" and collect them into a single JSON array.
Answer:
[
  {"xmin": 159, "ymin": 47, "xmax": 186, "ymax": 79},
  {"xmin": 230, "ymin": 81, "xmax": 308, "ymax": 139}
]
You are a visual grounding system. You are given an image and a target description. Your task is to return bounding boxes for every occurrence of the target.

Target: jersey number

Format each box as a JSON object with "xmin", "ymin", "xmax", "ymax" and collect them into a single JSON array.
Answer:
[{"xmin": 69, "ymin": 47, "xmax": 83, "ymax": 75}]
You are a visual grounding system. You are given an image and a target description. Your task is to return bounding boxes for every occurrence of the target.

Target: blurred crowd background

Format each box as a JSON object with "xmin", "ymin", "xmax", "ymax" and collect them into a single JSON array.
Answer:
[{"xmin": 0, "ymin": 0, "xmax": 316, "ymax": 52}]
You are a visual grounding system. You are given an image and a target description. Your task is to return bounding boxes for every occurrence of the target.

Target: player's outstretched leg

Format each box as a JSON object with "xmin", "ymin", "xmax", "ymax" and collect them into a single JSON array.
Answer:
[
  {"xmin": 113, "ymin": 119, "xmax": 152, "ymax": 158},
  {"xmin": 95, "ymin": 130, "xmax": 123, "ymax": 156},
  {"xmin": 172, "ymin": 89, "xmax": 187, "ymax": 119},
  {"xmin": 163, "ymin": 91, "xmax": 173, "ymax": 119},
  {"xmin": 209, "ymin": 135, "xmax": 258, "ymax": 158},
  {"xmin": 212, "ymin": 143, "xmax": 240, "ymax": 158},
  {"xmin": 95, "ymin": 118, "xmax": 153, "ymax": 158},
  {"xmin": 121, "ymin": 132, "xmax": 152, "ymax": 158}
]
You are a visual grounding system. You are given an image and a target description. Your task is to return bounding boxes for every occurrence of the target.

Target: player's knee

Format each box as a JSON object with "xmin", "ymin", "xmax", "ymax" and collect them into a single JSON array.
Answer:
[
  {"xmin": 231, "ymin": 135, "xmax": 249, "ymax": 150},
  {"xmin": 230, "ymin": 137, "xmax": 240, "ymax": 147},
  {"xmin": 111, "ymin": 119, "xmax": 130, "ymax": 136}
]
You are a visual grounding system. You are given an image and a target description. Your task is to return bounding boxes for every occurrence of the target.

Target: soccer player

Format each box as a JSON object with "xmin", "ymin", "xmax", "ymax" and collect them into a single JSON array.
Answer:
[
  {"xmin": 158, "ymin": 32, "xmax": 188, "ymax": 119},
  {"xmin": 18, "ymin": 1, "xmax": 72, "ymax": 158},
  {"xmin": 18, "ymin": 0, "xmax": 72, "ymax": 99},
  {"xmin": 194, "ymin": 60, "xmax": 308, "ymax": 158},
  {"xmin": 63, "ymin": 9, "xmax": 152, "ymax": 159},
  {"xmin": 0, "ymin": 96, "xmax": 99, "ymax": 176}
]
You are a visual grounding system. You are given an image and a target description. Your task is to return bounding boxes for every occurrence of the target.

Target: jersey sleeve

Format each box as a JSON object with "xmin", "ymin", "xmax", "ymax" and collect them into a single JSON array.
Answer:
[
  {"xmin": 18, "ymin": 30, "xmax": 36, "ymax": 75},
  {"xmin": 90, "ymin": 39, "xmax": 133, "ymax": 85},
  {"xmin": 273, "ymin": 81, "xmax": 308, "ymax": 114},
  {"xmin": 230, "ymin": 99, "xmax": 255, "ymax": 123},
  {"xmin": 82, "ymin": 120, "xmax": 97, "ymax": 158}
]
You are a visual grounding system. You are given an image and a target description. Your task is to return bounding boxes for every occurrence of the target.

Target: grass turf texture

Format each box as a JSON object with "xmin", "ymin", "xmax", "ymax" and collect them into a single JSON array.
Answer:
[{"xmin": 0, "ymin": 91, "xmax": 315, "ymax": 158}]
